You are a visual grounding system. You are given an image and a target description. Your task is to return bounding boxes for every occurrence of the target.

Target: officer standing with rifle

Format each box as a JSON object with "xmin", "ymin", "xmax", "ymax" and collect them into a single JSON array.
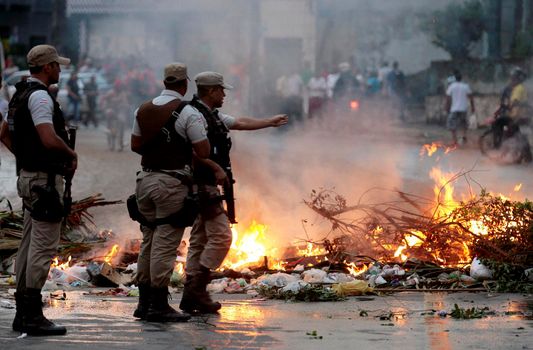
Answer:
[
  {"xmin": 130, "ymin": 63, "xmax": 210, "ymax": 323},
  {"xmin": 0, "ymin": 45, "xmax": 77, "ymax": 336},
  {"xmin": 179, "ymin": 72, "xmax": 288, "ymax": 314}
]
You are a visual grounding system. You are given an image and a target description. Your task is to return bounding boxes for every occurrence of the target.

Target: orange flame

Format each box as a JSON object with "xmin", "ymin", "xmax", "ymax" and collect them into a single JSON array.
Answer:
[
  {"xmin": 430, "ymin": 167, "xmax": 460, "ymax": 217},
  {"xmin": 296, "ymin": 242, "xmax": 328, "ymax": 257},
  {"xmin": 104, "ymin": 244, "xmax": 120, "ymax": 265},
  {"xmin": 222, "ymin": 221, "xmax": 280, "ymax": 270},
  {"xmin": 420, "ymin": 142, "xmax": 457, "ymax": 157},
  {"xmin": 51, "ymin": 256, "xmax": 71, "ymax": 270},
  {"xmin": 349, "ymin": 100, "xmax": 359, "ymax": 110},
  {"xmin": 345, "ymin": 262, "xmax": 369, "ymax": 276}
]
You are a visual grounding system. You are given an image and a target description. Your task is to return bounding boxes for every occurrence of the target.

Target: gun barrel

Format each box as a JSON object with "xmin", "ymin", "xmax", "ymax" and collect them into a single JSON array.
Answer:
[
  {"xmin": 223, "ymin": 168, "xmax": 237, "ymax": 224},
  {"xmin": 68, "ymin": 126, "xmax": 77, "ymax": 150}
]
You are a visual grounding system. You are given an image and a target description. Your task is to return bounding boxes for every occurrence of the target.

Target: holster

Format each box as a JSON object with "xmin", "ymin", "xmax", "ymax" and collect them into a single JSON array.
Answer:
[
  {"xmin": 198, "ymin": 190, "xmax": 224, "ymax": 220},
  {"xmin": 157, "ymin": 192, "xmax": 200, "ymax": 228},
  {"xmin": 127, "ymin": 174, "xmax": 201, "ymax": 229},
  {"xmin": 29, "ymin": 173, "xmax": 64, "ymax": 223},
  {"xmin": 126, "ymin": 194, "xmax": 156, "ymax": 229}
]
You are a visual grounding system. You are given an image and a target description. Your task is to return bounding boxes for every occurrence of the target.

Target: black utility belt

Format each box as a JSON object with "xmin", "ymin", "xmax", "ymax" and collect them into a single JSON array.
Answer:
[
  {"xmin": 142, "ymin": 167, "xmax": 191, "ymax": 183},
  {"xmin": 21, "ymin": 168, "xmax": 65, "ymax": 176}
]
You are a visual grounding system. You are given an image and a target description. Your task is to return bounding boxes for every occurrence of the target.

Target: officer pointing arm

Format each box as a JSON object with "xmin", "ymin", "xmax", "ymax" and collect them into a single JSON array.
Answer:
[{"xmin": 178, "ymin": 71, "xmax": 288, "ymax": 314}]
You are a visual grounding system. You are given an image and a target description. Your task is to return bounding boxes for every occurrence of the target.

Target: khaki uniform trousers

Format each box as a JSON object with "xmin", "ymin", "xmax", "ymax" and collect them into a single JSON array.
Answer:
[
  {"xmin": 15, "ymin": 170, "xmax": 64, "ymax": 291},
  {"xmin": 186, "ymin": 185, "xmax": 233, "ymax": 276},
  {"xmin": 135, "ymin": 171, "xmax": 188, "ymax": 288}
]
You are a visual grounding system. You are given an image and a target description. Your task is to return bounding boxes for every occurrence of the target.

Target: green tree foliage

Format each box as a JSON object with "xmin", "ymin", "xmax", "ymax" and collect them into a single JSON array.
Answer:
[
  {"xmin": 421, "ymin": 0, "xmax": 485, "ymax": 60},
  {"xmin": 511, "ymin": 29, "xmax": 533, "ymax": 58}
]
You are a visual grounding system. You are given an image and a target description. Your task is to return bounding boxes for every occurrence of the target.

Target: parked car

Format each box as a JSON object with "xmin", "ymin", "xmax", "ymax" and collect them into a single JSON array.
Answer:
[{"xmin": 4, "ymin": 69, "xmax": 111, "ymax": 121}]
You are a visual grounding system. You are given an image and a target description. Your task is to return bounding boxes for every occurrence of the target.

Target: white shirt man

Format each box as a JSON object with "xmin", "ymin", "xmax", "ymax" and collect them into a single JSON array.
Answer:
[
  {"xmin": 308, "ymin": 76, "xmax": 327, "ymax": 98},
  {"xmin": 445, "ymin": 73, "xmax": 475, "ymax": 146},
  {"xmin": 446, "ymin": 81, "xmax": 472, "ymax": 113}
]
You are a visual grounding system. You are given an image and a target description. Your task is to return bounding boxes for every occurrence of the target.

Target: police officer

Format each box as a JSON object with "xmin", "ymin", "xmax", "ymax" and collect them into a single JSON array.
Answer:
[
  {"xmin": 130, "ymin": 63, "xmax": 210, "ymax": 322},
  {"xmin": 179, "ymin": 72, "xmax": 288, "ymax": 313},
  {"xmin": 0, "ymin": 45, "xmax": 76, "ymax": 336}
]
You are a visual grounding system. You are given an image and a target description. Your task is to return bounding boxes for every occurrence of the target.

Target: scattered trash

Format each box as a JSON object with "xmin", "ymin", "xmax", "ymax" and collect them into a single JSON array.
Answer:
[
  {"xmin": 470, "ymin": 258, "xmax": 494, "ymax": 280},
  {"xmin": 302, "ymin": 269, "xmax": 327, "ymax": 283},
  {"xmin": 85, "ymin": 287, "xmax": 132, "ymax": 296},
  {"xmin": 450, "ymin": 304, "xmax": 492, "ymax": 319},
  {"xmin": 306, "ymin": 330, "xmax": 323, "ymax": 340},
  {"xmin": 332, "ymin": 280, "xmax": 373, "ymax": 296},
  {"xmin": 0, "ymin": 299, "xmax": 14, "ymax": 309}
]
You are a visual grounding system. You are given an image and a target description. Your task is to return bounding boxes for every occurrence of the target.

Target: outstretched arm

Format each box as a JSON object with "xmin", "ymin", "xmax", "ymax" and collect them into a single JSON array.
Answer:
[{"xmin": 231, "ymin": 114, "xmax": 288, "ymax": 130}]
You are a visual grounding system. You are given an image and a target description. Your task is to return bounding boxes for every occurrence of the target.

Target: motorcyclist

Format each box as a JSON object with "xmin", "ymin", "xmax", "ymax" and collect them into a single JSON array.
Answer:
[{"xmin": 491, "ymin": 68, "xmax": 529, "ymax": 148}]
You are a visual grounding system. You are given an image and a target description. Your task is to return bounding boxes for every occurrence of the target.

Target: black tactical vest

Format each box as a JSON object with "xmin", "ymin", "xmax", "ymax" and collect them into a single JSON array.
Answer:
[
  {"xmin": 8, "ymin": 80, "xmax": 69, "ymax": 174},
  {"xmin": 136, "ymin": 99, "xmax": 192, "ymax": 170},
  {"xmin": 189, "ymin": 96, "xmax": 232, "ymax": 185}
]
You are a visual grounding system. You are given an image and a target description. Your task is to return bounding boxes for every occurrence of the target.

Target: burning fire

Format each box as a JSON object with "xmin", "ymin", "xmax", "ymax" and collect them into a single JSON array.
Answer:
[
  {"xmin": 222, "ymin": 221, "xmax": 281, "ymax": 270},
  {"xmin": 420, "ymin": 142, "xmax": 456, "ymax": 157},
  {"xmin": 397, "ymin": 167, "xmax": 526, "ymax": 265},
  {"xmin": 51, "ymin": 256, "xmax": 72, "ymax": 270},
  {"xmin": 104, "ymin": 244, "xmax": 120, "ymax": 265},
  {"xmin": 296, "ymin": 242, "xmax": 328, "ymax": 257},
  {"xmin": 221, "ymin": 222, "xmax": 332, "ymax": 271},
  {"xmin": 344, "ymin": 262, "xmax": 368, "ymax": 276},
  {"xmin": 216, "ymin": 166, "xmax": 525, "ymax": 272}
]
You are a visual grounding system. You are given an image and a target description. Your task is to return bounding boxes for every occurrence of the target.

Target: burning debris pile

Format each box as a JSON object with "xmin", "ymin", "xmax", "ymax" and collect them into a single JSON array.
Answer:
[
  {"xmin": 1, "ymin": 168, "xmax": 531, "ymax": 302},
  {"xmin": 305, "ymin": 186, "xmax": 533, "ymax": 268},
  {"xmin": 200, "ymin": 169, "xmax": 532, "ymax": 300},
  {"xmin": 0, "ymin": 194, "xmax": 131, "ymax": 288}
]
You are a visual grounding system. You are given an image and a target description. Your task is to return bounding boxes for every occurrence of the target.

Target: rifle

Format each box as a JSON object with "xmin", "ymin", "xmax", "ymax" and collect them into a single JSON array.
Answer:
[
  {"xmin": 222, "ymin": 166, "xmax": 237, "ymax": 224},
  {"xmin": 63, "ymin": 126, "xmax": 77, "ymax": 216}
]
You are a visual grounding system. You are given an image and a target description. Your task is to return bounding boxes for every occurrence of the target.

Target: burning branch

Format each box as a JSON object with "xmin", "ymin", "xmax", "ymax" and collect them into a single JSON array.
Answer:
[{"xmin": 305, "ymin": 183, "xmax": 533, "ymax": 267}]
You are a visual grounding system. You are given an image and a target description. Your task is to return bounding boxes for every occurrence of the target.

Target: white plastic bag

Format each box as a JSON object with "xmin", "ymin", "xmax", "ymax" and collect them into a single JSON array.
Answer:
[
  {"xmin": 301, "ymin": 269, "xmax": 327, "ymax": 283},
  {"xmin": 470, "ymin": 257, "xmax": 493, "ymax": 280},
  {"xmin": 468, "ymin": 113, "xmax": 478, "ymax": 130}
]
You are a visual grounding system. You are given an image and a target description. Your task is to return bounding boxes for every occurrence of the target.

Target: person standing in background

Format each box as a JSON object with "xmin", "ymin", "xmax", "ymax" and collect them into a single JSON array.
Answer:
[{"xmin": 445, "ymin": 70, "xmax": 475, "ymax": 146}]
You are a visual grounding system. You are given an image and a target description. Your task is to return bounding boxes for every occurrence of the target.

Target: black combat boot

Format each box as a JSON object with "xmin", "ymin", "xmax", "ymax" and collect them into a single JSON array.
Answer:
[
  {"xmin": 12, "ymin": 291, "xmax": 24, "ymax": 332},
  {"xmin": 133, "ymin": 284, "xmax": 150, "ymax": 319},
  {"xmin": 23, "ymin": 288, "xmax": 67, "ymax": 336},
  {"xmin": 145, "ymin": 287, "xmax": 191, "ymax": 322},
  {"xmin": 179, "ymin": 267, "xmax": 221, "ymax": 314}
]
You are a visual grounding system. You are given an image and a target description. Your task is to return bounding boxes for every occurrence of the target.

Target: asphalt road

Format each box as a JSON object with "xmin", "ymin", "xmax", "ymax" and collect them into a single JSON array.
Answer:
[{"xmin": 0, "ymin": 290, "xmax": 531, "ymax": 349}]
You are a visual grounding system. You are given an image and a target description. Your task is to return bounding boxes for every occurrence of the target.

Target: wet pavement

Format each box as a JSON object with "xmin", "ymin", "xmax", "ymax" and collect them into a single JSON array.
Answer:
[{"xmin": 0, "ymin": 290, "xmax": 531, "ymax": 349}]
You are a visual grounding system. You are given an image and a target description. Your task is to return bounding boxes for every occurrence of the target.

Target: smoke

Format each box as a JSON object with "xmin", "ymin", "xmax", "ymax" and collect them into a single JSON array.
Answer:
[
  {"xmin": 230, "ymin": 101, "xmax": 411, "ymax": 245},
  {"xmin": 229, "ymin": 102, "xmax": 533, "ymax": 247}
]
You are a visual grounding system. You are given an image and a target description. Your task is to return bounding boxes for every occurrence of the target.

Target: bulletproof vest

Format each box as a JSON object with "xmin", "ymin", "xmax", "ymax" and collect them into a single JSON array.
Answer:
[
  {"xmin": 189, "ymin": 96, "xmax": 232, "ymax": 185},
  {"xmin": 136, "ymin": 98, "xmax": 191, "ymax": 170},
  {"xmin": 8, "ymin": 80, "xmax": 69, "ymax": 174}
]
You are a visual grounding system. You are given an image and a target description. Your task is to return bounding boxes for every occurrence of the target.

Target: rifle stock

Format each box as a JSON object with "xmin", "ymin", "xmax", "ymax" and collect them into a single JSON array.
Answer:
[{"xmin": 223, "ymin": 167, "xmax": 237, "ymax": 224}]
